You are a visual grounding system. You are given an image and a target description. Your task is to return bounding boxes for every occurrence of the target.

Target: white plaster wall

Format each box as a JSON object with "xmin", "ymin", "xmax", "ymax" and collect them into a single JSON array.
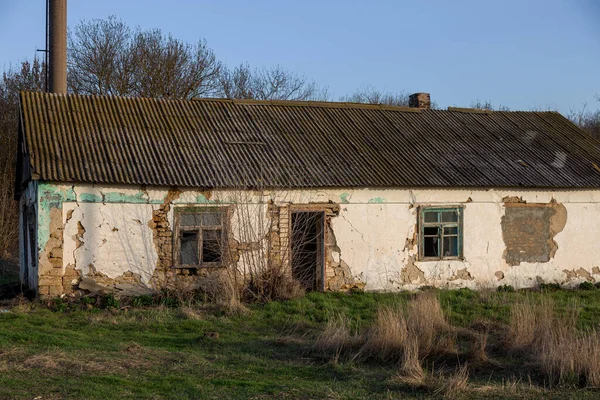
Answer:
[
  {"xmin": 62, "ymin": 202, "xmax": 157, "ymax": 284},
  {"xmin": 48, "ymin": 184, "xmax": 600, "ymax": 291}
]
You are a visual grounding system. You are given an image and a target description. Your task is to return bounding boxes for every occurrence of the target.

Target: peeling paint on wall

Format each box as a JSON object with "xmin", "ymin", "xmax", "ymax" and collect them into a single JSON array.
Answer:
[
  {"xmin": 23, "ymin": 184, "xmax": 600, "ymax": 296},
  {"xmin": 563, "ymin": 268, "xmax": 594, "ymax": 282},
  {"xmin": 449, "ymin": 268, "xmax": 474, "ymax": 281},
  {"xmin": 400, "ymin": 256, "xmax": 427, "ymax": 284}
]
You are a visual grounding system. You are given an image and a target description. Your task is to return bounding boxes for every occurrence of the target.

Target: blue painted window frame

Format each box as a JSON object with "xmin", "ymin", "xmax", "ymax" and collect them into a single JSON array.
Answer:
[{"xmin": 418, "ymin": 206, "xmax": 463, "ymax": 261}]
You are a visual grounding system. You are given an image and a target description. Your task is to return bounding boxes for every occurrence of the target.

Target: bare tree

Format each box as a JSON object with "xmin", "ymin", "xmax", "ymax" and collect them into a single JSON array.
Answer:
[
  {"xmin": 219, "ymin": 63, "xmax": 329, "ymax": 101},
  {"xmin": 0, "ymin": 59, "xmax": 46, "ymax": 262},
  {"xmin": 68, "ymin": 16, "xmax": 222, "ymax": 98},
  {"xmin": 469, "ymin": 100, "xmax": 510, "ymax": 111},
  {"xmin": 341, "ymin": 85, "xmax": 410, "ymax": 106},
  {"xmin": 567, "ymin": 101, "xmax": 600, "ymax": 140}
]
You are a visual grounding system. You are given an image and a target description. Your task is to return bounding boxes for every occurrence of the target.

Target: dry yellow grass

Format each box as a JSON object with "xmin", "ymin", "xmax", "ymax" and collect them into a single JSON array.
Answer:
[
  {"xmin": 314, "ymin": 314, "xmax": 357, "ymax": 355},
  {"xmin": 315, "ymin": 291, "xmax": 600, "ymax": 392}
]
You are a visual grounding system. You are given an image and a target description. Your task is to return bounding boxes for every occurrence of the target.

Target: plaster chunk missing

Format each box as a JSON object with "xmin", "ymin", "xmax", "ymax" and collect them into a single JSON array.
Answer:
[
  {"xmin": 449, "ymin": 268, "xmax": 473, "ymax": 281},
  {"xmin": 495, "ymin": 271, "xmax": 505, "ymax": 281},
  {"xmin": 563, "ymin": 268, "xmax": 595, "ymax": 282},
  {"xmin": 501, "ymin": 200, "xmax": 567, "ymax": 266},
  {"xmin": 400, "ymin": 256, "xmax": 426, "ymax": 284}
]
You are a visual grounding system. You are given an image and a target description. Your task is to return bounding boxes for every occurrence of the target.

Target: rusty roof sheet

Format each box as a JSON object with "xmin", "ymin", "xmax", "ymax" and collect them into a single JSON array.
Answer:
[{"xmin": 18, "ymin": 91, "xmax": 600, "ymax": 189}]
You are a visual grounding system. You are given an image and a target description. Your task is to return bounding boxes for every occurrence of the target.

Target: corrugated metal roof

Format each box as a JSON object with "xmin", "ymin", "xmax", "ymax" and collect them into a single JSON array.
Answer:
[{"xmin": 18, "ymin": 91, "xmax": 600, "ymax": 189}]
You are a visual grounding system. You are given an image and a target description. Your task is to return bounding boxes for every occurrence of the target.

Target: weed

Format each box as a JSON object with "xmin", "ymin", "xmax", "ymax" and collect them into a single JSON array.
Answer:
[
  {"xmin": 578, "ymin": 281, "xmax": 596, "ymax": 291},
  {"xmin": 497, "ymin": 284, "xmax": 515, "ymax": 292},
  {"xmin": 131, "ymin": 295, "xmax": 154, "ymax": 307},
  {"xmin": 102, "ymin": 293, "xmax": 120, "ymax": 309},
  {"xmin": 540, "ymin": 283, "xmax": 562, "ymax": 292}
]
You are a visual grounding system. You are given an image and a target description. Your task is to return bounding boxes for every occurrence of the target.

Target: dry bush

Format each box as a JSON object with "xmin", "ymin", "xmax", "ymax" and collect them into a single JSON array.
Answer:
[
  {"xmin": 242, "ymin": 267, "xmax": 305, "ymax": 303},
  {"xmin": 314, "ymin": 314, "xmax": 357, "ymax": 356},
  {"xmin": 430, "ymin": 364, "xmax": 470, "ymax": 399},
  {"xmin": 536, "ymin": 326, "xmax": 600, "ymax": 387},
  {"xmin": 576, "ymin": 330, "xmax": 600, "ymax": 387},
  {"xmin": 508, "ymin": 301, "xmax": 538, "ymax": 349},
  {"xmin": 407, "ymin": 292, "xmax": 452, "ymax": 357},
  {"xmin": 195, "ymin": 271, "xmax": 237, "ymax": 304},
  {"xmin": 354, "ymin": 292, "xmax": 455, "ymax": 364},
  {"xmin": 397, "ymin": 335, "xmax": 425, "ymax": 385},
  {"xmin": 356, "ymin": 305, "xmax": 409, "ymax": 362},
  {"xmin": 508, "ymin": 297, "xmax": 567, "ymax": 350},
  {"xmin": 508, "ymin": 296, "xmax": 600, "ymax": 388},
  {"xmin": 465, "ymin": 331, "xmax": 489, "ymax": 364}
]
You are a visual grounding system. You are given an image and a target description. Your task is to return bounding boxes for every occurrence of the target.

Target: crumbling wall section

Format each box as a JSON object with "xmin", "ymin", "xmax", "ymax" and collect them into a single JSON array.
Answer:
[
  {"xmin": 31, "ymin": 184, "xmax": 600, "ymax": 296},
  {"xmin": 501, "ymin": 200, "xmax": 567, "ymax": 266}
]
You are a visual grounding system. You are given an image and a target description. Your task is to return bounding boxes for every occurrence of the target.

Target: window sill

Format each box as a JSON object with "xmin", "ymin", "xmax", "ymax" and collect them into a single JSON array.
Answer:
[{"xmin": 418, "ymin": 257, "xmax": 464, "ymax": 262}]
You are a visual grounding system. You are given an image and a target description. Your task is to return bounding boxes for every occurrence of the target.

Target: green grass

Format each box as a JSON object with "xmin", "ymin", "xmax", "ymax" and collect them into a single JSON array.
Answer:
[{"xmin": 1, "ymin": 289, "xmax": 600, "ymax": 399}]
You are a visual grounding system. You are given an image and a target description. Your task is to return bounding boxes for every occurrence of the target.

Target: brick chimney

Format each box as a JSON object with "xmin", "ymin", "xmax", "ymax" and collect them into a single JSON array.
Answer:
[{"xmin": 409, "ymin": 92, "xmax": 431, "ymax": 109}]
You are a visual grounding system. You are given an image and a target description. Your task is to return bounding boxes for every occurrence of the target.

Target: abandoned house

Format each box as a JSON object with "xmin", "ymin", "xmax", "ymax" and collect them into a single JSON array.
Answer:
[{"xmin": 14, "ymin": 90, "xmax": 600, "ymax": 297}]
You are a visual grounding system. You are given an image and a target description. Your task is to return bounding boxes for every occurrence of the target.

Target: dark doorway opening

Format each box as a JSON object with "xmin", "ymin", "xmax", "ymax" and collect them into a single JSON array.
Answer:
[{"xmin": 291, "ymin": 211, "xmax": 324, "ymax": 291}]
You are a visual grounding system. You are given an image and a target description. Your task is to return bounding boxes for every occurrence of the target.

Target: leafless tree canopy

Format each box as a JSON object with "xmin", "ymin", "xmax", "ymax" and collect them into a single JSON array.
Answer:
[
  {"xmin": 68, "ymin": 16, "xmax": 222, "ymax": 98},
  {"xmin": 0, "ymin": 59, "xmax": 46, "ymax": 258},
  {"xmin": 568, "ymin": 106, "xmax": 600, "ymax": 140},
  {"xmin": 219, "ymin": 63, "xmax": 329, "ymax": 101},
  {"xmin": 469, "ymin": 100, "xmax": 510, "ymax": 111},
  {"xmin": 340, "ymin": 86, "xmax": 410, "ymax": 106}
]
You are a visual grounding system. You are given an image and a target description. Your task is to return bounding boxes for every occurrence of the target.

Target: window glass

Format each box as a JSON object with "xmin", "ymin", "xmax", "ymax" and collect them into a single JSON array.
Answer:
[
  {"xmin": 443, "ymin": 226, "xmax": 458, "ymax": 235},
  {"xmin": 180, "ymin": 231, "xmax": 199, "ymax": 264},
  {"xmin": 202, "ymin": 212, "xmax": 221, "ymax": 226},
  {"xmin": 180, "ymin": 214, "xmax": 202, "ymax": 227},
  {"xmin": 202, "ymin": 230, "xmax": 222, "ymax": 263},
  {"xmin": 443, "ymin": 236, "xmax": 459, "ymax": 257},
  {"xmin": 441, "ymin": 211, "xmax": 458, "ymax": 223},
  {"xmin": 424, "ymin": 212, "xmax": 438, "ymax": 223},
  {"xmin": 420, "ymin": 207, "xmax": 462, "ymax": 260},
  {"xmin": 175, "ymin": 208, "xmax": 226, "ymax": 267}
]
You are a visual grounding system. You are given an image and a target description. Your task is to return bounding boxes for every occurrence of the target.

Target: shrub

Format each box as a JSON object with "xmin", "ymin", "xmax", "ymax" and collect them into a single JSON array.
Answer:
[
  {"xmin": 131, "ymin": 295, "xmax": 154, "ymax": 307},
  {"xmin": 497, "ymin": 284, "xmax": 515, "ymax": 293},
  {"xmin": 102, "ymin": 294, "xmax": 120, "ymax": 309},
  {"xmin": 578, "ymin": 281, "xmax": 596, "ymax": 291},
  {"xmin": 314, "ymin": 314, "xmax": 357, "ymax": 357},
  {"xmin": 539, "ymin": 283, "xmax": 562, "ymax": 291}
]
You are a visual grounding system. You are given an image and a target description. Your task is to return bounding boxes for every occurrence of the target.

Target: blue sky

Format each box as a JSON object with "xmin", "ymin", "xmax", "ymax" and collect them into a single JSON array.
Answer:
[{"xmin": 1, "ymin": 0, "xmax": 599, "ymax": 113}]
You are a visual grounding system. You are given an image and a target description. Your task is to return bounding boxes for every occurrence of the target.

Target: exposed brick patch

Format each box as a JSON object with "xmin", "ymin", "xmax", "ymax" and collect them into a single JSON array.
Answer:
[
  {"xmin": 148, "ymin": 190, "xmax": 180, "ymax": 288},
  {"xmin": 501, "ymin": 200, "xmax": 567, "ymax": 266},
  {"xmin": 38, "ymin": 207, "xmax": 64, "ymax": 298}
]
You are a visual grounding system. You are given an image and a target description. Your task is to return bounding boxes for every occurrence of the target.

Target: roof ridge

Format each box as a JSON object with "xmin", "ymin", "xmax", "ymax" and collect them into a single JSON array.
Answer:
[
  {"xmin": 19, "ymin": 90, "xmax": 567, "ymax": 115},
  {"xmin": 194, "ymin": 97, "xmax": 422, "ymax": 112}
]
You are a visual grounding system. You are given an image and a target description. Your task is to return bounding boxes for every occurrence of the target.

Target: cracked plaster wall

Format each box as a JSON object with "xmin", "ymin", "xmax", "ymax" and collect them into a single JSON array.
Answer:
[{"xmin": 29, "ymin": 183, "xmax": 600, "ymax": 296}]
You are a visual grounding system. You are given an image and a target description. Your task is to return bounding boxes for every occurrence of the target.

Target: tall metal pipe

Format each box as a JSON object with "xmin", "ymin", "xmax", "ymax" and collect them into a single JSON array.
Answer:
[{"xmin": 48, "ymin": 0, "xmax": 67, "ymax": 94}]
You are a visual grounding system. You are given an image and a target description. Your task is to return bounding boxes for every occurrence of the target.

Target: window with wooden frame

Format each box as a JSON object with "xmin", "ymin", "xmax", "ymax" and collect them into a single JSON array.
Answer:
[
  {"xmin": 173, "ymin": 207, "xmax": 227, "ymax": 268},
  {"xmin": 419, "ymin": 206, "xmax": 463, "ymax": 260}
]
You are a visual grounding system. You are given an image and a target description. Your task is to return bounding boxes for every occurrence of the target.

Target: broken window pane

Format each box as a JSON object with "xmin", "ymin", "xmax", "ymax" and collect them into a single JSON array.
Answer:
[
  {"xmin": 202, "ymin": 212, "xmax": 221, "ymax": 226},
  {"xmin": 180, "ymin": 231, "xmax": 199, "ymax": 264},
  {"xmin": 424, "ymin": 227, "xmax": 439, "ymax": 236},
  {"xmin": 441, "ymin": 211, "xmax": 458, "ymax": 222},
  {"xmin": 424, "ymin": 236, "xmax": 439, "ymax": 257},
  {"xmin": 180, "ymin": 214, "xmax": 202, "ymax": 227},
  {"xmin": 424, "ymin": 212, "xmax": 438, "ymax": 223},
  {"xmin": 202, "ymin": 229, "xmax": 222, "ymax": 263},
  {"xmin": 443, "ymin": 236, "xmax": 459, "ymax": 257},
  {"xmin": 421, "ymin": 207, "xmax": 462, "ymax": 260}
]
